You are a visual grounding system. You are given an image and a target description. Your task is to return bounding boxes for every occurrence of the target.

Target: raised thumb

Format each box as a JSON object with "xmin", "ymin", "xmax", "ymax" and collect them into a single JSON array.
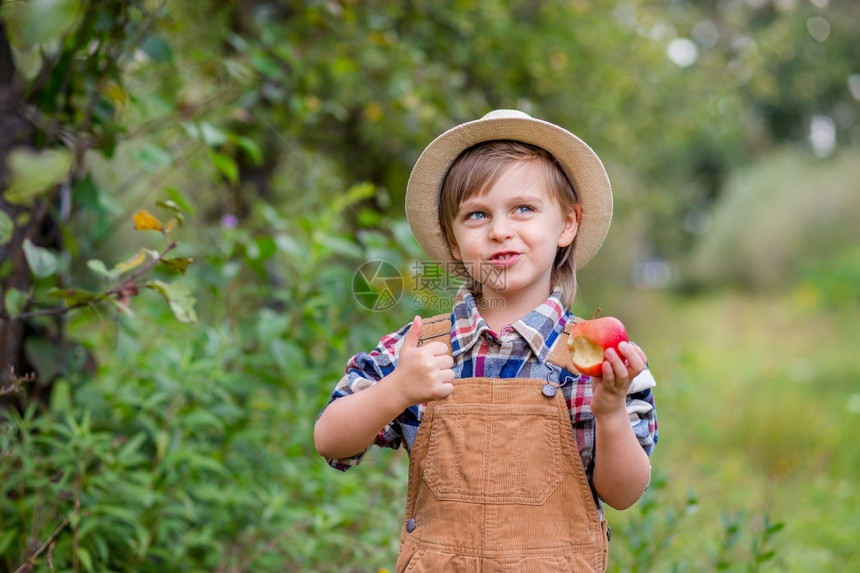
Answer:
[{"xmin": 402, "ymin": 315, "xmax": 423, "ymax": 349}]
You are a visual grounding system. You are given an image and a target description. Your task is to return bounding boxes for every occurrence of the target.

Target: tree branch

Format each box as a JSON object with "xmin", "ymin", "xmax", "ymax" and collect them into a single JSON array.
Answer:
[
  {"xmin": 13, "ymin": 516, "xmax": 69, "ymax": 573},
  {"xmin": 1, "ymin": 240, "xmax": 179, "ymax": 321}
]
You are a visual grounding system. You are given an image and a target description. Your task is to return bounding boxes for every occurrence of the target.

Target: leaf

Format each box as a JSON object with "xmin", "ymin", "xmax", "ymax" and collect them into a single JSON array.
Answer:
[
  {"xmin": 234, "ymin": 135, "xmax": 263, "ymax": 165},
  {"xmin": 160, "ymin": 257, "xmax": 193, "ymax": 275},
  {"xmin": 47, "ymin": 287, "xmax": 97, "ymax": 306},
  {"xmin": 0, "ymin": 210, "xmax": 14, "ymax": 246},
  {"xmin": 140, "ymin": 33, "xmax": 174, "ymax": 63},
  {"xmin": 0, "ymin": 528, "xmax": 17, "ymax": 555},
  {"xmin": 104, "ymin": 81, "xmax": 128, "ymax": 111},
  {"xmin": 165, "ymin": 187, "xmax": 197, "ymax": 215},
  {"xmin": 209, "ymin": 150, "xmax": 239, "ymax": 183},
  {"xmin": 87, "ymin": 259, "xmax": 121, "ymax": 281},
  {"xmin": 270, "ymin": 339, "xmax": 304, "ymax": 374},
  {"xmin": 320, "ymin": 235, "xmax": 363, "ymax": 259},
  {"xmin": 200, "ymin": 122, "xmax": 227, "ymax": 147},
  {"xmin": 77, "ymin": 546, "xmax": 94, "ymax": 572},
  {"xmin": 4, "ymin": 147, "xmax": 73, "ymax": 204},
  {"xmin": 155, "ymin": 199, "xmax": 183, "ymax": 216},
  {"xmin": 154, "ymin": 430, "xmax": 169, "ymax": 461},
  {"xmin": 146, "ymin": 280, "xmax": 197, "ymax": 323},
  {"xmin": 116, "ymin": 433, "xmax": 148, "ymax": 467},
  {"xmin": 133, "ymin": 209, "xmax": 163, "ymax": 232},
  {"xmin": 114, "ymin": 249, "xmax": 149, "ymax": 273},
  {"xmin": 50, "ymin": 379, "xmax": 72, "ymax": 411},
  {"xmin": 22, "ymin": 0, "xmax": 82, "ymax": 45},
  {"xmin": 3, "ymin": 288, "xmax": 29, "ymax": 319},
  {"xmin": 23, "ymin": 239, "xmax": 59, "ymax": 278}
]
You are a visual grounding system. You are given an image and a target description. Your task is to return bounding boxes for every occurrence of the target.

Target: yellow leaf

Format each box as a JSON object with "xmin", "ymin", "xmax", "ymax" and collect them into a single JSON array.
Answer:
[
  {"xmin": 133, "ymin": 209, "xmax": 163, "ymax": 232},
  {"xmin": 114, "ymin": 249, "xmax": 148, "ymax": 273},
  {"xmin": 104, "ymin": 81, "xmax": 128, "ymax": 112},
  {"xmin": 163, "ymin": 218, "xmax": 179, "ymax": 233}
]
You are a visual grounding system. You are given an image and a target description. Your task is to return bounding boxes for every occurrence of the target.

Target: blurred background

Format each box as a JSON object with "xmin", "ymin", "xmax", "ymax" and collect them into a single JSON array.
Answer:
[{"xmin": 1, "ymin": 1, "xmax": 858, "ymax": 571}]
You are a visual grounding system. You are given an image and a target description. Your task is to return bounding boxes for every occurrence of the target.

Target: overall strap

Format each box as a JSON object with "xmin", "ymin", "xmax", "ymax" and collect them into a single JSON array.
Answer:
[
  {"xmin": 545, "ymin": 317, "xmax": 581, "ymax": 374},
  {"xmin": 417, "ymin": 313, "xmax": 453, "ymax": 354}
]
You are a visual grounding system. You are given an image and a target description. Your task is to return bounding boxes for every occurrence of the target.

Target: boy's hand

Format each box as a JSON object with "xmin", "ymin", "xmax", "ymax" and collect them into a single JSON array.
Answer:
[
  {"xmin": 590, "ymin": 341, "xmax": 647, "ymax": 418},
  {"xmin": 392, "ymin": 316, "xmax": 455, "ymax": 407}
]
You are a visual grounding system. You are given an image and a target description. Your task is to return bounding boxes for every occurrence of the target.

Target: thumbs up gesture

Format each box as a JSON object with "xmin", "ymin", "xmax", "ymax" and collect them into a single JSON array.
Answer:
[{"xmin": 393, "ymin": 316, "xmax": 456, "ymax": 407}]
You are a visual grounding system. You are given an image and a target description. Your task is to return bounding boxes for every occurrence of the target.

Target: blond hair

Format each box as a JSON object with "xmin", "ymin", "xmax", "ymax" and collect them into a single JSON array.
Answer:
[{"xmin": 438, "ymin": 140, "xmax": 580, "ymax": 307}]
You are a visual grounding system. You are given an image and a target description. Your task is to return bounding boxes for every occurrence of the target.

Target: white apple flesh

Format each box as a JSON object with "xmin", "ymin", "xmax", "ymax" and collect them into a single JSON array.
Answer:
[{"xmin": 568, "ymin": 316, "xmax": 629, "ymax": 377}]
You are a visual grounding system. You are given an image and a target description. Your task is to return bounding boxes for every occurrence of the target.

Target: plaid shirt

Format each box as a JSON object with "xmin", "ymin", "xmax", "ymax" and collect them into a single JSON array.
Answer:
[{"xmin": 324, "ymin": 286, "xmax": 658, "ymax": 486}]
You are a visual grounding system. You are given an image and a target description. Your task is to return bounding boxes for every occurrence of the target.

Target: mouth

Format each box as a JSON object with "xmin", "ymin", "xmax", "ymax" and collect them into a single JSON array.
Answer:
[{"xmin": 488, "ymin": 251, "xmax": 520, "ymax": 268}]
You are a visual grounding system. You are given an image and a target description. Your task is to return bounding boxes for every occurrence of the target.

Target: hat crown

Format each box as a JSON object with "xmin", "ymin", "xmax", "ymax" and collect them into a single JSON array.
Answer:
[{"xmin": 481, "ymin": 109, "xmax": 531, "ymax": 120}]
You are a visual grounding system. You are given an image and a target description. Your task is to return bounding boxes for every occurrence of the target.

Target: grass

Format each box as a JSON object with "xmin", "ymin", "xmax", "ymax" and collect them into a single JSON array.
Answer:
[{"xmin": 605, "ymin": 286, "xmax": 860, "ymax": 571}]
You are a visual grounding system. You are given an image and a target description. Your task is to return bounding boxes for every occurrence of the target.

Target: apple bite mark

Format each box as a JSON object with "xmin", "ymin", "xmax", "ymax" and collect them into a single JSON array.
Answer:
[
  {"xmin": 567, "ymin": 314, "xmax": 629, "ymax": 377},
  {"xmin": 570, "ymin": 335, "xmax": 606, "ymax": 377}
]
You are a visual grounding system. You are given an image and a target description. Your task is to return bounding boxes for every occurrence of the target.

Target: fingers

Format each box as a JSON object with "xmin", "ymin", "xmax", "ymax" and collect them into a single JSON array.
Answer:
[
  {"xmin": 618, "ymin": 341, "xmax": 646, "ymax": 377},
  {"xmin": 621, "ymin": 341, "xmax": 647, "ymax": 366},
  {"xmin": 423, "ymin": 340, "xmax": 453, "ymax": 360},
  {"xmin": 437, "ymin": 381, "xmax": 455, "ymax": 398},
  {"xmin": 600, "ymin": 342, "xmax": 647, "ymax": 388},
  {"xmin": 402, "ymin": 315, "xmax": 423, "ymax": 349},
  {"xmin": 604, "ymin": 347, "xmax": 627, "ymax": 377},
  {"xmin": 396, "ymin": 316, "xmax": 456, "ymax": 403}
]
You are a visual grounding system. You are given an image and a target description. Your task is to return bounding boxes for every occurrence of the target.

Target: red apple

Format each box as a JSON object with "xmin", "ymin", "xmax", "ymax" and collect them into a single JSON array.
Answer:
[{"xmin": 567, "ymin": 315, "xmax": 629, "ymax": 377}]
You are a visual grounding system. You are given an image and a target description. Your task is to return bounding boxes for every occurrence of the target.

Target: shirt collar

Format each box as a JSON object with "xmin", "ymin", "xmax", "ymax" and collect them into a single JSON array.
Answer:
[
  {"xmin": 449, "ymin": 285, "xmax": 492, "ymax": 357},
  {"xmin": 449, "ymin": 284, "xmax": 569, "ymax": 361},
  {"xmin": 511, "ymin": 291, "xmax": 568, "ymax": 362}
]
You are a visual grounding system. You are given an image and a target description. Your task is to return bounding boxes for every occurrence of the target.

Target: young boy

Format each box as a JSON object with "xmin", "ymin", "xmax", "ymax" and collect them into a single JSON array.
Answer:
[{"xmin": 315, "ymin": 110, "xmax": 658, "ymax": 572}]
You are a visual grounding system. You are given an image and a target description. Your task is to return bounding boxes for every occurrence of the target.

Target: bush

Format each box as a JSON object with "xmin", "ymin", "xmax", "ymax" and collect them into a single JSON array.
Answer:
[
  {"xmin": 0, "ymin": 183, "xmax": 415, "ymax": 572},
  {"xmin": 686, "ymin": 148, "xmax": 860, "ymax": 290}
]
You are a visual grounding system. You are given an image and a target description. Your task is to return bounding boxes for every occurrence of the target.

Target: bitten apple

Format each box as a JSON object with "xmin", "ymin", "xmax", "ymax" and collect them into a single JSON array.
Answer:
[{"xmin": 567, "ymin": 316, "xmax": 629, "ymax": 377}]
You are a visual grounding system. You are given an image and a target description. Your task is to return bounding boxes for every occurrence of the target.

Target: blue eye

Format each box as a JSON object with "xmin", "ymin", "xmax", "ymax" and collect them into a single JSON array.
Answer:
[
  {"xmin": 466, "ymin": 211, "xmax": 487, "ymax": 220},
  {"xmin": 515, "ymin": 205, "xmax": 534, "ymax": 213}
]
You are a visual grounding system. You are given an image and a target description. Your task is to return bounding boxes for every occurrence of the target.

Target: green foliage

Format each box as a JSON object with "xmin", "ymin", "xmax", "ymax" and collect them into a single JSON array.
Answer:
[
  {"xmin": 0, "ymin": 190, "xmax": 413, "ymax": 571},
  {"xmin": 798, "ymin": 247, "xmax": 860, "ymax": 309},
  {"xmin": 0, "ymin": 0, "xmax": 200, "ymax": 332},
  {"xmin": 606, "ymin": 476, "xmax": 783, "ymax": 572},
  {"xmin": 3, "ymin": 0, "xmax": 860, "ymax": 571},
  {"xmin": 608, "ymin": 290, "xmax": 860, "ymax": 571}
]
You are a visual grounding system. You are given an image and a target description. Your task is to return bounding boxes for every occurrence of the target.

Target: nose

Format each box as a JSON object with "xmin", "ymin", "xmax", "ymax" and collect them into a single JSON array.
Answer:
[{"xmin": 488, "ymin": 216, "xmax": 512, "ymax": 241}]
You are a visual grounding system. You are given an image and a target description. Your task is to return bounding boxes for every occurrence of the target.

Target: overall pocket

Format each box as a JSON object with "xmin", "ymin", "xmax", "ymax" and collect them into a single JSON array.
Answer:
[{"xmin": 422, "ymin": 404, "xmax": 563, "ymax": 505}]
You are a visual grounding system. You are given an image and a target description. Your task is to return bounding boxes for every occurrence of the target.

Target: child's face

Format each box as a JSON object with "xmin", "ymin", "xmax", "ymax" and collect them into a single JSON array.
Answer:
[{"xmin": 449, "ymin": 160, "xmax": 579, "ymax": 304}]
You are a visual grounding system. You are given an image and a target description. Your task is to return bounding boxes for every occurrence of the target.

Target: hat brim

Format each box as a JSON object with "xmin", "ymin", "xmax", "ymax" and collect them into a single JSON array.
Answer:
[{"xmin": 405, "ymin": 110, "xmax": 612, "ymax": 275}]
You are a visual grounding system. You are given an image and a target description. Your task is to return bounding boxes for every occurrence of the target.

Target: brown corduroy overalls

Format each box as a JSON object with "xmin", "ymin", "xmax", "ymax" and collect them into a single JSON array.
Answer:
[{"xmin": 395, "ymin": 315, "xmax": 609, "ymax": 573}]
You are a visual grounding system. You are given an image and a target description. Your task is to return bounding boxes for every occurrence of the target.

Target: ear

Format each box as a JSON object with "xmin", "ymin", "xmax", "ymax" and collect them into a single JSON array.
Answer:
[
  {"xmin": 450, "ymin": 241, "xmax": 462, "ymax": 261},
  {"xmin": 557, "ymin": 204, "xmax": 581, "ymax": 248}
]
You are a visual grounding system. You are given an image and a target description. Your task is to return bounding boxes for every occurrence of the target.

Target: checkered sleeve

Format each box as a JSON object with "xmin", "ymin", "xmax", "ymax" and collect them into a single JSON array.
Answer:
[
  {"xmin": 323, "ymin": 322, "xmax": 411, "ymax": 471},
  {"xmin": 627, "ymin": 369, "xmax": 658, "ymax": 456}
]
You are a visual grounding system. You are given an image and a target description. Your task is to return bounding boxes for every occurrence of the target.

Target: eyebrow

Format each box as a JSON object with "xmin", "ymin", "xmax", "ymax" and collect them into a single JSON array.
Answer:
[
  {"xmin": 510, "ymin": 193, "xmax": 545, "ymax": 206},
  {"xmin": 459, "ymin": 193, "xmax": 546, "ymax": 209}
]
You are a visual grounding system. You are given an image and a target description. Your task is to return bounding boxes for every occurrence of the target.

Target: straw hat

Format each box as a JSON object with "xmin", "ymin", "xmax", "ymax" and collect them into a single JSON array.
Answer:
[{"xmin": 405, "ymin": 109, "xmax": 612, "ymax": 275}]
